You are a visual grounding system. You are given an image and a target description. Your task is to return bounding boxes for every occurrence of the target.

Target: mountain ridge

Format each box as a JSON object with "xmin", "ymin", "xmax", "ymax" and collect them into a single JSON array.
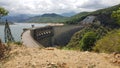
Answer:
[
  {"xmin": 64, "ymin": 4, "xmax": 120, "ymax": 27},
  {"xmin": 24, "ymin": 13, "xmax": 69, "ymax": 23}
]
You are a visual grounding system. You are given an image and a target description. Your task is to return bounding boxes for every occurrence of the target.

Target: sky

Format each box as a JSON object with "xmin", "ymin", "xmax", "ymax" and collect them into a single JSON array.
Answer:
[{"xmin": 0, "ymin": 0, "xmax": 120, "ymax": 15}]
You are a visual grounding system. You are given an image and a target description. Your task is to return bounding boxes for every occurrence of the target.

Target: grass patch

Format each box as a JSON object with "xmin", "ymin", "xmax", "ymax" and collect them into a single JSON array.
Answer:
[{"xmin": 93, "ymin": 29, "xmax": 120, "ymax": 53}]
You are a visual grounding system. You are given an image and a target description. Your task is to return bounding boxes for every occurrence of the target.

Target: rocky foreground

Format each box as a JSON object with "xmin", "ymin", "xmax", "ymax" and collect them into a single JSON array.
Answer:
[{"xmin": 0, "ymin": 44, "xmax": 120, "ymax": 68}]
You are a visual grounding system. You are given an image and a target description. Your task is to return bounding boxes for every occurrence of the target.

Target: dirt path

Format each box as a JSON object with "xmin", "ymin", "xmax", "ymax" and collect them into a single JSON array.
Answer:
[{"xmin": 1, "ymin": 45, "xmax": 119, "ymax": 68}]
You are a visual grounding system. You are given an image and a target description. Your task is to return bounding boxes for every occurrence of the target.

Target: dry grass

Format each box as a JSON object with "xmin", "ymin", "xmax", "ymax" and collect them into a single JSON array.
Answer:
[{"xmin": 0, "ymin": 44, "xmax": 119, "ymax": 68}]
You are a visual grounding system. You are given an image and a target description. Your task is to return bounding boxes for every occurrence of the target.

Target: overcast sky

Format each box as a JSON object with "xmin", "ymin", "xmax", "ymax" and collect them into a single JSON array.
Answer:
[{"xmin": 0, "ymin": 0, "xmax": 120, "ymax": 15}]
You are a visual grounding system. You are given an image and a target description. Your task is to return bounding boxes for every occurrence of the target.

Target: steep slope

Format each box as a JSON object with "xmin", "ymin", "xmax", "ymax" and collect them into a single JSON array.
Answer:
[
  {"xmin": 65, "ymin": 4, "xmax": 120, "ymax": 51},
  {"xmin": 24, "ymin": 13, "xmax": 69, "ymax": 23},
  {"xmin": 65, "ymin": 4, "xmax": 120, "ymax": 27}
]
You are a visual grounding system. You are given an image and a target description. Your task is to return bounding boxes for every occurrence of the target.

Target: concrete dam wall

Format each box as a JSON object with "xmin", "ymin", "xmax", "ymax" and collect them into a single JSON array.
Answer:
[{"xmin": 30, "ymin": 25, "xmax": 83, "ymax": 47}]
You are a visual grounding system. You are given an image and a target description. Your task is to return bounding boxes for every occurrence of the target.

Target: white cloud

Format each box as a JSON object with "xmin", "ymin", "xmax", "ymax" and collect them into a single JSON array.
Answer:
[{"xmin": 0, "ymin": 0, "xmax": 120, "ymax": 15}]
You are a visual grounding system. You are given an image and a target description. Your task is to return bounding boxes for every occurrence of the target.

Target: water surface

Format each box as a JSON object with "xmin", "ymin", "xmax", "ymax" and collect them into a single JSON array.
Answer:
[{"xmin": 0, "ymin": 23, "xmax": 48, "ymax": 42}]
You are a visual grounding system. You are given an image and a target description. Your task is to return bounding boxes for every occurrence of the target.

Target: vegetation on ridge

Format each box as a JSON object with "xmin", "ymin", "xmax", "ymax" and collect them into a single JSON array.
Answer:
[
  {"xmin": 64, "ymin": 4, "xmax": 120, "ymax": 27},
  {"xmin": 93, "ymin": 7, "xmax": 120, "ymax": 53},
  {"xmin": 64, "ymin": 12, "xmax": 90, "ymax": 24},
  {"xmin": 64, "ymin": 4, "xmax": 120, "ymax": 53},
  {"xmin": 24, "ymin": 13, "xmax": 69, "ymax": 23},
  {"xmin": 94, "ymin": 29, "xmax": 120, "ymax": 53},
  {"xmin": 65, "ymin": 24, "xmax": 109, "ymax": 50}
]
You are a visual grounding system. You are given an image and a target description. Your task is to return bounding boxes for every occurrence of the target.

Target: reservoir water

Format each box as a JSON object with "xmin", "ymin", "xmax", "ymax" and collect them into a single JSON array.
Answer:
[{"xmin": 0, "ymin": 23, "xmax": 48, "ymax": 42}]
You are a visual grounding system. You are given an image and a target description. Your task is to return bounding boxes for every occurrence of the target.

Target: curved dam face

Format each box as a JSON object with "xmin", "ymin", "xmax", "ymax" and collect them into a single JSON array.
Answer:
[
  {"xmin": 53, "ymin": 25, "xmax": 82, "ymax": 46},
  {"xmin": 29, "ymin": 25, "xmax": 83, "ymax": 47}
]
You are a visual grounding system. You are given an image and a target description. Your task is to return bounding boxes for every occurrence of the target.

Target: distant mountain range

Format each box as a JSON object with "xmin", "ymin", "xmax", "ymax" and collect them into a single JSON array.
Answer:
[
  {"xmin": 1, "ymin": 14, "xmax": 34, "ymax": 23},
  {"xmin": 24, "ymin": 13, "xmax": 69, "ymax": 23},
  {"xmin": 61, "ymin": 12, "xmax": 76, "ymax": 17},
  {"xmin": 1, "ymin": 12, "xmax": 76, "ymax": 23}
]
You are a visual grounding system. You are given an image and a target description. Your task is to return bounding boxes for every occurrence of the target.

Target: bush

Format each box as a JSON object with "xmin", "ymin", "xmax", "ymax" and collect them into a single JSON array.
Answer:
[
  {"xmin": 94, "ymin": 29, "xmax": 120, "ymax": 53},
  {"xmin": 66, "ymin": 24, "xmax": 109, "ymax": 50},
  {"xmin": 14, "ymin": 41, "xmax": 22, "ymax": 45},
  {"xmin": 65, "ymin": 28, "xmax": 88, "ymax": 50},
  {"xmin": 79, "ymin": 31, "xmax": 97, "ymax": 51}
]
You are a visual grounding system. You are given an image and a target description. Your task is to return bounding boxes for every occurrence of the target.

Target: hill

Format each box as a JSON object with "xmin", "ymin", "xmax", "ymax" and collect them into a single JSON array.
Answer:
[
  {"xmin": 65, "ymin": 12, "xmax": 90, "ymax": 24},
  {"xmin": 65, "ymin": 4, "xmax": 120, "ymax": 51},
  {"xmin": 2, "ymin": 14, "xmax": 34, "ymax": 22},
  {"xmin": 24, "ymin": 13, "xmax": 69, "ymax": 23},
  {"xmin": 61, "ymin": 12, "xmax": 77, "ymax": 17},
  {"xmin": 65, "ymin": 4, "xmax": 120, "ymax": 28}
]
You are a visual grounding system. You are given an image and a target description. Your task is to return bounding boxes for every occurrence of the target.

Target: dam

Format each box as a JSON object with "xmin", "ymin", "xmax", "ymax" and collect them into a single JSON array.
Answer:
[{"xmin": 21, "ymin": 25, "xmax": 83, "ymax": 47}]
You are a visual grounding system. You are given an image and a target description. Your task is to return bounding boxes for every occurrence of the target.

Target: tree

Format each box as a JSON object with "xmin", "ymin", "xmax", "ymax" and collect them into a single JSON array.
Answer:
[
  {"xmin": 79, "ymin": 31, "xmax": 97, "ymax": 51},
  {"xmin": 0, "ymin": 7, "xmax": 8, "ymax": 18},
  {"xmin": 112, "ymin": 8, "xmax": 120, "ymax": 24}
]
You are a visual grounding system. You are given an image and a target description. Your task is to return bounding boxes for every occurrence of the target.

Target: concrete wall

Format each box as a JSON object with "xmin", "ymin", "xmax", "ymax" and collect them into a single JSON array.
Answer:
[
  {"xmin": 30, "ymin": 26, "xmax": 54, "ymax": 47},
  {"xmin": 53, "ymin": 25, "xmax": 82, "ymax": 46},
  {"xmin": 30, "ymin": 25, "xmax": 83, "ymax": 47}
]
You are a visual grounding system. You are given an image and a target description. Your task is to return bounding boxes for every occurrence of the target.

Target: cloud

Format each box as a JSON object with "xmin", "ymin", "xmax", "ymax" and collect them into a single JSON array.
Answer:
[
  {"xmin": 79, "ymin": 0, "xmax": 120, "ymax": 11},
  {"xmin": 0, "ymin": 0, "xmax": 120, "ymax": 15},
  {"xmin": 80, "ymin": 0, "xmax": 106, "ymax": 9}
]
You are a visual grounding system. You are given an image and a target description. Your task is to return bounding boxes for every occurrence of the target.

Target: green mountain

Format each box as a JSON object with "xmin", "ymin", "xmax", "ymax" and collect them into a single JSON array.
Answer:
[
  {"xmin": 64, "ymin": 12, "xmax": 90, "ymax": 24},
  {"xmin": 24, "ymin": 13, "xmax": 69, "ymax": 23},
  {"xmin": 65, "ymin": 4, "xmax": 120, "ymax": 28},
  {"xmin": 65, "ymin": 4, "xmax": 120, "ymax": 50}
]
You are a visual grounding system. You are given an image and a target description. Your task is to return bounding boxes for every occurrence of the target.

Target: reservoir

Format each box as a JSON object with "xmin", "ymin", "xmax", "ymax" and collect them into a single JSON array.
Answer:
[{"xmin": 0, "ymin": 23, "xmax": 48, "ymax": 42}]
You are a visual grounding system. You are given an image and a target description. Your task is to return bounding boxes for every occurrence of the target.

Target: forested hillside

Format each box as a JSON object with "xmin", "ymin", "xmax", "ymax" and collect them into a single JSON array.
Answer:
[
  {"xmin": 65, "ymin": 4, "xmax": 120, "ymax": 53},
  {"xmin": 24, "ymin": 13, "xmax": 69, "ymax": 23},
  {"xmin": 65, "ymin": 4, "xmax": 120, "ymax": 28}
]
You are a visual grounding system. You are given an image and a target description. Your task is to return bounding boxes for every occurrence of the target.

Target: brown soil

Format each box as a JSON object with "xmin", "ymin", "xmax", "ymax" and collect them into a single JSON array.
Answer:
[
  {"xmin": 0, "ymin": 39, "xmax": 7, "ymax": 58},
  {"xmin": 0, "ymin": 45, "xmax": 119, "ymax": 68}
]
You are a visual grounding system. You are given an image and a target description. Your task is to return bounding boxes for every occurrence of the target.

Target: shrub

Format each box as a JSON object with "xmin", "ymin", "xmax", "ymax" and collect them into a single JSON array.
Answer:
[
  {"xmin": 66, "ymin": 24, "xmax": 109, "ymax": 50},
  {"xmin": 94, "ymin": 29, "xmax": 120, "ymax": 53},
  {"xmin": 14, "ymin": 41, "xmax": 22, "ymax": 45},
  {"xmin": 79, "ymin": 31, "xmax": 97, "ymax": 51}
]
